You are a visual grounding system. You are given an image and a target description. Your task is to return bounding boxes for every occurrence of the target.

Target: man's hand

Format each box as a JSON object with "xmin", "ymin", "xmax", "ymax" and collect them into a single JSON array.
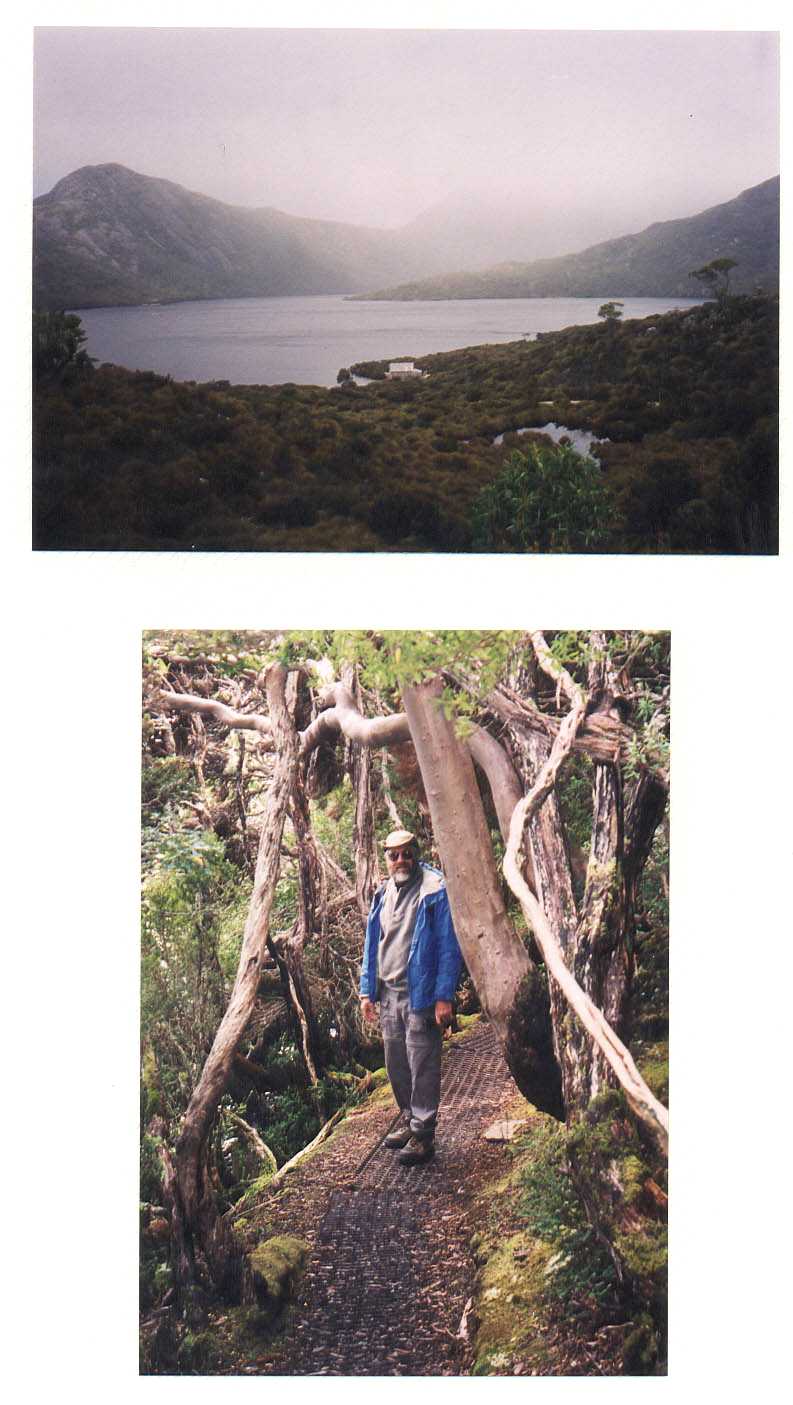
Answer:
[
  {"xmin": 434, "ymin": 1000, "xmax": 453, "ymax": 1030},
  {"xmin": 360, "ymin": 997, "xmax": 378, "ymax": 1024}
]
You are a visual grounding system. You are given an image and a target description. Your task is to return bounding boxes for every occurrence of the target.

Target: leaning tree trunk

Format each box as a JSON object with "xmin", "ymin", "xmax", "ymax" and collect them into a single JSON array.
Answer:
[
  {"xmin": 401, "ymin": 676, "xmax": 563, "ymax": 1118},
  {"xmin": 169, "ymin": 663, "xmax": 299, "ymax": 1301}
]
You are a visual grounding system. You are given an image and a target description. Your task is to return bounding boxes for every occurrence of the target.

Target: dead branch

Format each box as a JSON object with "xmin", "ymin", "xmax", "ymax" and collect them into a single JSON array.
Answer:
[
  {"xmin": 530, "ymin": 630, "xmax": 585, "ymax": 708},
  {"xmin": 224, "ymin": 1111, "xmax": 277, "ymax": 1174},
  {"xmin": 149, "ymin": 689, "xmax": 274, "ymax": 743}
]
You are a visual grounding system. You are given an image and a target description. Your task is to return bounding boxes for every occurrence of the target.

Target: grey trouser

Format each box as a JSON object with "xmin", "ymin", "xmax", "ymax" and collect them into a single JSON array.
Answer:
[{"xmin": 379, "ymin": 984, "xmax": 443, "ymax": 1140}]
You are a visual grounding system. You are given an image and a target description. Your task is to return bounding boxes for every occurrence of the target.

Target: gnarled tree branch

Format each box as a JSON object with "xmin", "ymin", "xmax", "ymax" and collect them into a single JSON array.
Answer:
[{"xmin": 149, "ymin": 689, "xmax": 274, "ymax": 743}]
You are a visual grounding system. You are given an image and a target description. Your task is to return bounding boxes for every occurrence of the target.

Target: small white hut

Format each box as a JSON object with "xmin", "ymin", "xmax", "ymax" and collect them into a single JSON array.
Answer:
[{"xmin": 386, "ymin": 361, "xmax": 424, "ymax": 380}]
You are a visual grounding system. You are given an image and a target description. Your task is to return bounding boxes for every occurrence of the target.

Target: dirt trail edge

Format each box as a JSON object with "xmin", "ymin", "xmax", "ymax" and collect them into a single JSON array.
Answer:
[{"xmin": 256, "ymin": 1022, "xmax": 518, "ymax": 1376}]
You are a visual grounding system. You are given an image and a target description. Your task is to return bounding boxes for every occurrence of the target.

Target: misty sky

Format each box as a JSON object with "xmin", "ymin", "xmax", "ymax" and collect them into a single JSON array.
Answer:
[{"xmin": 34, "ymin": 27, "xmax": 778, "ymax": 243}]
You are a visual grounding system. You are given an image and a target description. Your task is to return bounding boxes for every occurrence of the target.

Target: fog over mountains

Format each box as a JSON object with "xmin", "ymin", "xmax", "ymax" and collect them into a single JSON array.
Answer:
[
  {"xmin": 33, "ymin": 163, "xmax": 779, "ymax": 312},
  {"xmin": 356, "ymin": 176, "xmax": 780, "ymax": 301}
]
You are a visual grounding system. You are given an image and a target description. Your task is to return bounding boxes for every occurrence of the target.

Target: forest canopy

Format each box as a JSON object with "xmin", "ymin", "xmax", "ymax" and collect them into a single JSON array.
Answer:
[{"xmin": 141, "ymin": 630, "xmax": 669, "ymax": 1373}]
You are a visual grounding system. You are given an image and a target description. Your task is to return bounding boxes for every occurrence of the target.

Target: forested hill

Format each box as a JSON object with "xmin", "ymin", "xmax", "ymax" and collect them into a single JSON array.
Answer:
[
  {"xmin": 32, "ymin": 164, "xmax": 431, "ymax": 311},
  {"xmin": 351, "ymin": 177, "xmax": 780, "ymax": 301}
]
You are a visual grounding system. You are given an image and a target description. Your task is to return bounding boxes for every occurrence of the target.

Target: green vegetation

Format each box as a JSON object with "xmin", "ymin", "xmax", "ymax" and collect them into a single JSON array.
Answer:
[
  {"xmin": 139, "ymin": 630, "xmax": 668, "ymax": 1376},
  {"xmin": 689, "ymin": 257, "xmax": 737, "ymax": 302},
  {"xmin": 467, "ymin": 1093, "xmax": 667, "ymax": 1374},
  {"xmin": 249, "ymin": 1236, "xmax": 309, "ymax": 1318},
  {"xmin": 472, "ymin": 443, "xmax": 611, "ymax": 551},
  {"xmin": 34, "ymin": 292, "xmax": 777, "ymax": 553},
  {"xmin": 33, "ymin": 310, "xmax": 95, "ymax": 380}
]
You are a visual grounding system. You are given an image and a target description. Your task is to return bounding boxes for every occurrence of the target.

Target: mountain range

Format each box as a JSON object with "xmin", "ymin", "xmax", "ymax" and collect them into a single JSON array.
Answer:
[
  {"xmin": 352, "ymin": 177, "xmax": 780, "ymax": 300},
  {"xmin": 33, "ymin": 164, "xmax": 779, "ymax": 311}
]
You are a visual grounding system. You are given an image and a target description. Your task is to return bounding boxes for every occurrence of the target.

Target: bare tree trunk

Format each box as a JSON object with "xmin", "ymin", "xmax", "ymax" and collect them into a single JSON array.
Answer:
[
  {"xmin": 401, "ymin": 676, "xmax": 563, "ymax": 1117},
  {"xmin": 509, "ymin": 724, "xmax": 586, "ymax": 1108},
  {"xmin": 574, "ymin": 758, "xmax": 629, "ymax": 1097},
  {"xmin": 343, "ymin": 668, "xmax": 381, "ymax": 919},
  {"xmin": 566, "ymin": 634, "xmax": 664, "ymax": 1106},
  {"xmin": 380, "ymin": 748, "xmax": 405, "ymax": 829},
  {"xmin": 170, "ymin": 663, "xmax": 298, "ymax": 1299},
  {"xmin": 284, "ymin": 782, "xmax": 323, "ymax": 1084}
]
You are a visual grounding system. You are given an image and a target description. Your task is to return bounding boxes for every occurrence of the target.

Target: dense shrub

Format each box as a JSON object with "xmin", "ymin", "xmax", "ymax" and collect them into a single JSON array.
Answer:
[{"xmin": 472, "ymin": 444, "xmax": 612, "ymax": 553}]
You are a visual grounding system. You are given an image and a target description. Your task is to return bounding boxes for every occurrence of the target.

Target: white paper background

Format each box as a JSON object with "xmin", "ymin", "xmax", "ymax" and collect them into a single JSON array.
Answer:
[{"xmin": 6, "ymin": 3, "xmax": 790, "ymax": 1398}]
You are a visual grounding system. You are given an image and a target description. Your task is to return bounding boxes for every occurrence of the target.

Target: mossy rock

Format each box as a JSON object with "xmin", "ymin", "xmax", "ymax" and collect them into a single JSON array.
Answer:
[
  {"xmin": 615, "ymin": 1223, "xmax": 668, "ymax": 1283},
  {"xmin": 471, "ymin": 1231, "xmax": 553, "ymax": 1376},
  {"xmin": 453, "ymin": 1013, "xmax": 482, "ymax": 1034},
  {"xmin": 250, "ymin": 1234, "xmax": 309, "ymax": 1314}
]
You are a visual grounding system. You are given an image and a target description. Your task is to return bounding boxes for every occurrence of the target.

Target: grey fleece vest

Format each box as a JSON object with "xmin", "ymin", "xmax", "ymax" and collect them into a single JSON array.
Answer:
[{"xmin": 377, "ymin": 867, "xmax": 422, "ymax": 990}]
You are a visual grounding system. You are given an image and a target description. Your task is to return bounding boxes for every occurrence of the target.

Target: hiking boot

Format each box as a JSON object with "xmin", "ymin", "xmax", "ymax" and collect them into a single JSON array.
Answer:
[
  {"xmin": 398, "ymin": 1135, "xmax": 435, "ymax": 1167},
  {"xmin": 384, "ymin": 1123, "xmax": 413, "ymax": 1150}
]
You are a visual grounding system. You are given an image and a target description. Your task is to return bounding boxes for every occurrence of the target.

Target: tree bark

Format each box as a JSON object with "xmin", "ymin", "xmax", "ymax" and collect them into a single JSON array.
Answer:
[
  {"xmin": 284, "ymin": 787, "xmax": 323, "ymax": 1080},
  {"xmin": 487, "ymin": 684, "xmax": 629, "ymax": 765},
  {"xmin": 509, "ymin": 724, "xmax": 584, "ymax": 1104},
  {"xmin": 401, "ymin": 675, "xmax": 563, "ymax": 1117},
  {"xmin": 503, "ymin": 777, "xmax": 669, "ymax": 1157},
  {"xmin": 343, "ymin": 668, "xmax": 381, "ymax": 920},
  {"xmin": 380, "ymin": 748, "xmax": 405, "ymax": 829},
  {"xmin": 574, "ymin": 757, "xmax": 629, "ymax": 1097}
]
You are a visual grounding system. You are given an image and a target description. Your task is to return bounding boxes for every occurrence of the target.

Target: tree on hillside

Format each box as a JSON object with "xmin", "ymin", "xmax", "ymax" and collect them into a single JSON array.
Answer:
[
  {"xmin": 143, "ymin": 630, "xmax": 669, "ymax": 1306},
  {"xmin": 688, "ymin": 257, "xmax": 737, "ymax": 302},
  {"xmin": 598, "ymin": 301, "xmax": 624, "ymax": 324},
  {"xmin": 33, "ymin": 310, "xmax": 94, "ymax": 382}
]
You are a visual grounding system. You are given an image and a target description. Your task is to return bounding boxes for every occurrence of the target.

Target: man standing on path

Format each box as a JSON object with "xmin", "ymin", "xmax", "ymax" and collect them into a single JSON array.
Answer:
[{"xmin": 359, "ymin": 829, "xmax": 463, "ymax": 1166}]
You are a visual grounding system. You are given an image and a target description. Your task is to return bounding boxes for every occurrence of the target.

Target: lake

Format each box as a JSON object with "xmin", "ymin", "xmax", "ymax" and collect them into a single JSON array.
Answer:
[{"xmin": 70, "ymin": 294, "xmax": 704, "ymax": 388}]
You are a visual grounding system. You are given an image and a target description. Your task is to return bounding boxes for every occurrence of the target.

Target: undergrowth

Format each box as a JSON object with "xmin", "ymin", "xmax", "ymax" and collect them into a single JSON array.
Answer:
[{"xmin": 516, "ymin": 1120, "xmax": 618, "ymax": 1311}]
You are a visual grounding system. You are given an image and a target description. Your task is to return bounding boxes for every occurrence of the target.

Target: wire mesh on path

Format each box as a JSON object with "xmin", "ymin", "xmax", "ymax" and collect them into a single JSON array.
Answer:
[{"xmin": 261, "ymin": 1022, "xmax": 517, "ymax": 1376}]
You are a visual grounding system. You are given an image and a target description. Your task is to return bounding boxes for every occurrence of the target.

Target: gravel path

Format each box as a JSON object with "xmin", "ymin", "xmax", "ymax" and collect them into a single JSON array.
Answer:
[{"xmin": 259, "ymin": 1022, "xmax": 517, "ymax": 1376}]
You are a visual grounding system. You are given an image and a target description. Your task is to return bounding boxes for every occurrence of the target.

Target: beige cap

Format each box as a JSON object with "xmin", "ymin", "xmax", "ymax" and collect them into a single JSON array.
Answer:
[{"xmin": 384, "ymin": 829, "xmax": 417, "ymax": 851}]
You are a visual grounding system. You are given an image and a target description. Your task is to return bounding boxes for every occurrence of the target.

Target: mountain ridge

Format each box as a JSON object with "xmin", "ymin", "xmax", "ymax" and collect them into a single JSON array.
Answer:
[
  {"xmin": 33, "ymin": 164, "xmax": 779, "ymax": 310},
  {"xmin": 350, "ymin": 177, "xmax": 780, "ymax": 301},
  {"xmin": 33, "ymin": 163, "xmax": 430, "ymax": 310}
]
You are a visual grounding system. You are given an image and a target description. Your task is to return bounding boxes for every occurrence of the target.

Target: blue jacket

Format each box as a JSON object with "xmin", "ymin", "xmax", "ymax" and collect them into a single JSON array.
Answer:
[{"xmin": 360, "ymin": 863, "xmax": 464, "ymax": 1009}]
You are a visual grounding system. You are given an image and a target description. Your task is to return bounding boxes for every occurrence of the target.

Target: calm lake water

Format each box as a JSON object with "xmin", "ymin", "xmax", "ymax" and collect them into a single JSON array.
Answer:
[{"xmin": 71, "ymin": 294, "xmax": 703, "ymax": 388}]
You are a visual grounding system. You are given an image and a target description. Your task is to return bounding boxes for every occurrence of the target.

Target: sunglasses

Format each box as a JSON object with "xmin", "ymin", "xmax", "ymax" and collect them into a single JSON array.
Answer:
[{"xmin": 386, "ymin": 847, "xmax": 415, "ymax": 861}]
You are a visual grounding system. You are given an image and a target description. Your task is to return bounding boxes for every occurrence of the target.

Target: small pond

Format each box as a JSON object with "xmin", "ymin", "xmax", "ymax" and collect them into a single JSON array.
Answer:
[{"xmin": 493, "ymin": 421, "xmax": 608, "ymax": 458}]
